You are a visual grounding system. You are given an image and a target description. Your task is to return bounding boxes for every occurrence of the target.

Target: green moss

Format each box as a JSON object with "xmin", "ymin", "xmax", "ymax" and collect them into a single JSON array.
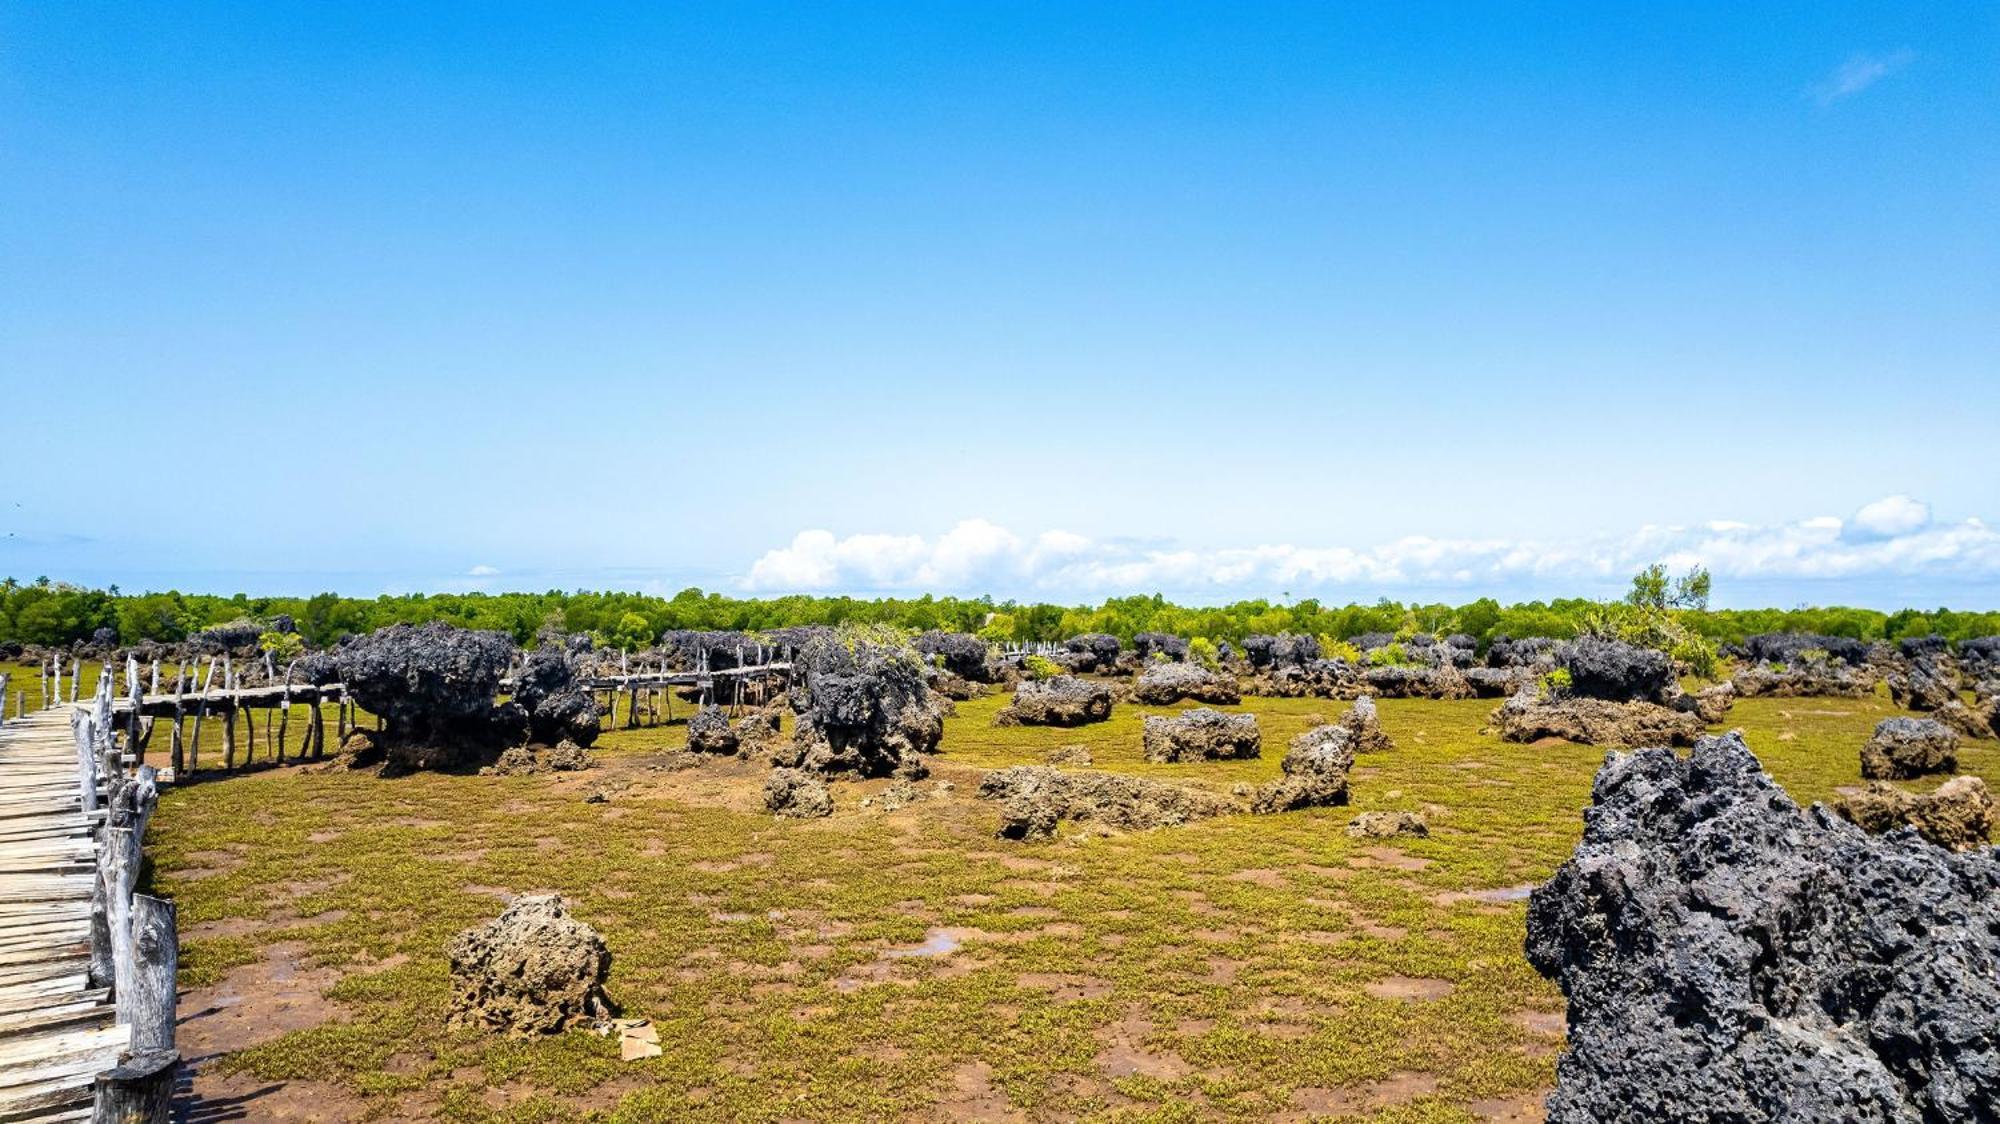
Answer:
[{"xmin": 147, "ymin": 686, "xmax": 1988, "ymax": 1121}]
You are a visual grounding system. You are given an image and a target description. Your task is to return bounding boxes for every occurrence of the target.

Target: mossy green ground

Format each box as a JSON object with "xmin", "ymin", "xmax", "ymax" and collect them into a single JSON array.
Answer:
[{"xmin": 130, "ymin": 683, "xmax": 1993, "ymax": 1122}]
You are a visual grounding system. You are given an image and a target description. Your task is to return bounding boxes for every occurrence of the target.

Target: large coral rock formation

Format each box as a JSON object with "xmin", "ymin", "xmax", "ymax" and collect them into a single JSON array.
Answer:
[
  {"xmin": 1889, "ymin": 657, "xmax": 1961, "ymax": 711},
  {"xmin": 978, "ymin": 766, "xmax": 1239, "ymax": 839},
  {"xmin": 1132, "ymin": 661, "xmax": 1241, "ymax": 706},
  {"xmin": 1249, "ymin": 723, "xmax": 1353, "ymax": 813},
  {"xmin": 446, "ymin": 895, "xmax": 614, "ymax": 1035},
  {"xmin": 994, "ymin": 675, "xmax": 1114, "ymax": 727},
  {"xmin": 1057, "ymin": 633, "xmax": 1121, "ymax": 674},
  {"xmin": 1860, "ymin": 717, "xmax": 1960, "ymax": 780},
  {"xmin": 1141, "ymin": 708, "xmax": 1261, "ymax": 762},
  {"xmin": 913, "ymin": 630, "xmax": 997, "ymax": 682},
  {"xmin": 1358, "ymin": 664, "xmax": 1473, "ymax": 699},
  {"xmin": 780, "ymin": 634, "xmax": 943, "ymax": 778},
  {"xmin": 1834, "ymin": 776, "xmax": 1995, "ymax": 852},
  {"xmin": 338, "ymin": 622, "xmax": 522, "ymax": 766},
  {"xmin": 1554, "ymin": 636, "xmax": 1674, "ymax": 703},
  {"xmin": 1526, "ymin": 733, "xmax": 2000, "ymax": 1124},
  {"xmin": 1493, "ymin": 689, "xmax": 1704, "ymax": 748},
  {"xmin": 686, "ymin": 705, "xmax": 739, "ymax": 755},
  {"xmin": 510, "ymin": 646, "xmax": 603, "ymax": 747}
]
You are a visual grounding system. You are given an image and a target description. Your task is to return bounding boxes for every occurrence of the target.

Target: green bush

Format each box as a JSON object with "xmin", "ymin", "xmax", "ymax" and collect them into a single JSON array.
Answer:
[
  {"xmin": 1188, "ymin": 637, "xmax": 1220, "ymax": 669},
  {"xmin": 1022, "ymin": 654, "xmax": 1062, "ymax": 681},
  {"xmin": 258, "ymin": 630, "xmax": 305, "ymax": 663},
  {"xmin": 1541, "ymin": 668, "xmax": 1573, "ymax": 697}
]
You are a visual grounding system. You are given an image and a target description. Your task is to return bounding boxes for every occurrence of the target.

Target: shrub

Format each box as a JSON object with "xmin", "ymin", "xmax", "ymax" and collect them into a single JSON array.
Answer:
[
  {"xmin": 1022, "ymin": 654, "xmax": 1062, "ymax": 681},
  {"xmin": 258, "ymin": 630, "xmax": 305, "ymax": 663},
  {"xmin": 1188, "ymin": 637, "xmax": 1220, "ymax": 669},
  {"xmin": 1541, "ymin": 668, "xmax": 1574, "ymax": 697}
]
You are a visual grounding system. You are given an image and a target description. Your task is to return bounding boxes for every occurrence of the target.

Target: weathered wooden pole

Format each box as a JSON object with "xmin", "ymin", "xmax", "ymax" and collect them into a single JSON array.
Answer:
[
  {"xmin": 127, "ymin": 893, "xmax": 177, "ymax": 1051},
  {"xmin": 93, "ymin": 1049, "xmax": 178, "ymax": 1123}
]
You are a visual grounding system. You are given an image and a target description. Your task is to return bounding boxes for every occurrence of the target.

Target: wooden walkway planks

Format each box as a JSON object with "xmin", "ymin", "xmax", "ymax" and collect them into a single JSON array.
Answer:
[{"xmin": 0, "ymin": 708, "xmax": 126, "ymax": 1123}]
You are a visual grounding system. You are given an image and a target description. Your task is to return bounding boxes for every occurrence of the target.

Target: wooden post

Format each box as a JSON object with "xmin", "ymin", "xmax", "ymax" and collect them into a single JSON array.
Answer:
[
  {"xmin": 170, "ymin": 664, "xmax": 187, "ymax": 775},
  {"xmin": 127, "ymin": 894, "xmax": 177, "ymax": 1052},
  {"xmin": 93, "ymin": 1049, "xmax": 178, "ymax": 1124},
  {"xmin": 276, "ymin": 661, "xmax": 295, "ymax": 764},
  {"xmin": 190, "ymin": 657, "xmax": 216, "ymax": 773},
  {"xmin": 222, "ymin": 656, "xmax": 236, "ymax": 769},
  {"xmin": 125, "ymin": 655, "xmax": 143, "ymax": 764}
]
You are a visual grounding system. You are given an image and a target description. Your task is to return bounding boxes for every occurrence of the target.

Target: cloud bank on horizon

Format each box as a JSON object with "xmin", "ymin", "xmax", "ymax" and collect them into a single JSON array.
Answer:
[{"xmin": 739, "ymin": 496, "xmax": 2000, "ymax": 599}]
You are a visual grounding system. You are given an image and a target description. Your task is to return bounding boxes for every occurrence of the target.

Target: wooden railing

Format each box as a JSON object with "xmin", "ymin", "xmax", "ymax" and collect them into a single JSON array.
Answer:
[{"xmin": 71, "ymin": 674, "xmax": 179, "ymax": 1121}]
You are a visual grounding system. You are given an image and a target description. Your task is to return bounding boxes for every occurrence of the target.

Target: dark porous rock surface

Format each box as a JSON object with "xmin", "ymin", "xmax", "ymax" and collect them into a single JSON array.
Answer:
[
  {"xmin": 1494, "ymin": 689, "xmax": 1705, "ymax": 748},
  {"xmin": 1249, "ymin": 724, "xmax": 1353, "ymax": 813},
  {"xmin": 1554, "ymin": 637, "xmax": 1674, "ymax": 704},
  {"xmin": 1358, "ymin": 664, "xmax": 1473, "ymax": 700},
  {"xmin": 338, "ymin": 622, "xmax": 521, "ymax": 766},
  {"xmin": 994, "ymin": 675, "xmax": 1114, "ymax": 727},
  {"xmin": 979, "ymin": 765, "xmax": 1239, "ymax": 839},
  {"xmin": 1527, "ymin": 732, "xmax": 2000, "ymax": 1124},
  {"xmin": 914, "ymin": 630, "xmax": 997, "ymax": 682},
  {"xmin": 779, "ymin": 634, "xmax": 943, "ymax": 779},
  {"xmin": 1243, "ymin": 633, "xmax": 1321, "ymax": 670},
  {"xmin": 1141, "ymin": 708, "xmax": 1261, "ymax": 763},
  {"xmin": 1132, "ymin": 661, "xmax": 1242, "ymax": 706},
  {"xmin": 1058, "ymin": 633, "xmax": 1122, "ymax": 674},
  {"xmin": 1132, "ymin": 632, "xmax": 1190, "ymax": 662},
  {"xmin": 1486, "ymin": 636, "xmax": 1559, "ymax": 669},
  {"xmin": 511, "ymin": 647, "xmax": 603, "ymax": 747},
  {"xmin": 1888, "ymin": 658, "xmax": 1960, "ymax": 712},
  {"xmin": 686, "ymin": 704, "xmax": 739, "ymax": 755},
  {"xmin": 1859, "ymin": 717, "xmax": 1960, "ymax": 780}
]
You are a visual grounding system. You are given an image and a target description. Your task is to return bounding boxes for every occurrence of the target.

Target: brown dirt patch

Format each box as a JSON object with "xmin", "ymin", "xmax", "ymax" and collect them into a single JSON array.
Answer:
[
  {"xmin": 1017, "ymin": 972, "xmax": 1111, "ymax": 1001},
  {"xmin": 178, "ymin": 941, "xmax": 344, "ymax": 1063},
  {"xmin": 1094, "ymin": 1010, "xmax": 1189, "ymax": 1080},
  {"xmin": 1470, "ymin": 1091, "xmax": 1550, "ymax": 1121},
  {"xmin": 933, "ymin": 1060, "xmax": 1025, "ymax": 1122},
  {"xmin": 1282, "ymin": 1071, "xmax": 1441, "ymax": 1120},
  {"xmin": 179, "ymin": 1068, "xmax": 372, "ymax": 1122},
  {"xmin": 1364, "ymin": 976, "xmax": 1456, "ymax": 1001}
]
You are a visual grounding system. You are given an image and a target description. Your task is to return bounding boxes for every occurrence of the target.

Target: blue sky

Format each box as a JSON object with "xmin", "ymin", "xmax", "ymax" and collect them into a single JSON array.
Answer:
[{"xmin": 2, "ymin": 3, "xmax": 1995, "ymax": 608}]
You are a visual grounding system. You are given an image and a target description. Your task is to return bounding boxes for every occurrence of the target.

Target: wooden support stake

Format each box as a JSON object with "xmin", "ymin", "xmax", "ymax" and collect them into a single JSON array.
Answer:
[
  {"xmin": 93, "ymin": 1048, "xmax": 179, "ymax": 1124},
  {"xmin": 128, "ymin": 894, "xmax": 177, "ymax": 1052}
]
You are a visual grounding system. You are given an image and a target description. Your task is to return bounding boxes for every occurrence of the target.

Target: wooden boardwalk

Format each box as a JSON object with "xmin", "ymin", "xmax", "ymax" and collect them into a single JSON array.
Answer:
[{"xmin": 0, "ymin": 708, "xmax": 125, "ymax": 1123}]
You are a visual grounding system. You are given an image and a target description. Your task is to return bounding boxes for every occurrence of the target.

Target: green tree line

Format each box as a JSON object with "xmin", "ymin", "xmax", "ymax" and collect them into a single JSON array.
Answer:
[{"xmin": 3, "ymin": 576, "xmax": 1997, "ymax": 652}]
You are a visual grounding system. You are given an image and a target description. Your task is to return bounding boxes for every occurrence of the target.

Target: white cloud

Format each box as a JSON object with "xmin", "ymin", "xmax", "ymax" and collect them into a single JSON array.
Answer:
[
  {"xmin": 735, "ymin": 497, "xmax": 2000, "ymax": 596},
  {"xmin": 1810, "ymin": 49, "xmax": 1915, "ymax": 106},
  {"xmin": 1847, "ymin": 494, "xmax": 1930, "ymax": 540},
  {"xmin": 468, "ymin": 564, "xmax": 501, "ymax": 577}
]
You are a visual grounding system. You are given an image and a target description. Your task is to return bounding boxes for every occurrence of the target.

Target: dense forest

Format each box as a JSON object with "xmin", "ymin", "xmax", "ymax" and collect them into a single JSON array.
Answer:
[{"xmin": 3, "ymin": 576, "xmax": 1997, "ymax": 652}]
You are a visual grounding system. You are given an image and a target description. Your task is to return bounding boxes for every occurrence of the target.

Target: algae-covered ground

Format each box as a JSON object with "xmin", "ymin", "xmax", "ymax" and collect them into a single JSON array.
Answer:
[{"xmin": 145, "ymin": 685, "xmax": 1988, "ymax": 1122}]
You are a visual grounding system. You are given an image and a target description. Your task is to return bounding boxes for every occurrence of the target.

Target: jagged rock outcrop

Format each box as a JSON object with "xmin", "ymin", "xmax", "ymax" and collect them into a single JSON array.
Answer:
[
  {"xmin": 1141, "ymin": 708, "xmax": 1261, "ymax": 763},
  {"xmin": 1860, "ymin": 717, "xmax": 1959, "ymax": 780},
  {"xmin": 686, "ymin": 705, "xmax": 739, "ymax": 755},
  {"xmin": 1731, "ymin": 632, "xmax": 1872, "ymax": 667},
  {"xmin": 1243, "ymin": 633, "xmax": 1321, "ymax": 670},
  {"xmin": 1730, "ymin": 661, "xmax": 1874, "ymax": 698},
  {"xmin": 1132, "ymin": 632, "xmax": 1190, "ymax": 662},
  {"xmin": 914, "ymin": 631, "xmax": 997, "ymax": 682},
  {"xmin": 1358, "ymin": 664, "xmax": 1473, "ymax": 700},
  {"xmin": 1555, "ymin": 637, "xmax": 1674, "ymax": 704},
  {"xmin": 1889, "ymin": 658, "xmax": 1960, "ymax": 712},
  {"xmin": 338, "ymin": 622, "xmax": 522, "ymax": 766},
  {"xmin": 979, "ymin": 766, "xmax": 1239, "ymax": 839},
  {"xmin": 1670, "ymin": 681, "xmax": 1735, "ymax": 725},
  {"xmin": 1337, "ymin": 695, "xmax": 1393, "ymax": 753},
  {"xmin": 1494, "ymin": 689, "xmax": 1705, "ymax": 748},
  {"xmin": 1462, "ymin": 666, "xmax": 1534, "ymax": 698},
  {"xmin": 511, "ymin": 647, "xmax": 603, "ymax": 747},
  {"xmin": 1249, "ymin": 723, "xmax": 1353, "ymax": 813},
  {"xmin": 764, "ymin": 767, "xmax": 834, "ymax": 818},
  {"xmin": 779, "ymin": 634, "xmax": 942, "ymax": 779},
  {"xmin": 1834, "ymin": 776, "xmax": 1994, "ymax": 852},
  {"xmin": 994, "ymin": 675, "xmax": 1114, "ymax": 727},
  {"xmin": 1345, "ymin": 811, "xmax": 1428, "ymax": 838},
  {"xmin": 446, "ymin": 895, "xmax": 615, "ymax": 1035},
  {"xmin": 1132, "ymin": 661, "xmax": 1241, "ymax": 706},
  {"xmin": 1486, "ymin": 636, "xmax": 1558, "ymax": 669},
  {"xmin": 1527, "ymin": 733, "xmax": 2000, "ymax": 1124},
  {"xmin": 1057, "ymin": 633, "xmax": 1121, "ymax": 674}
]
